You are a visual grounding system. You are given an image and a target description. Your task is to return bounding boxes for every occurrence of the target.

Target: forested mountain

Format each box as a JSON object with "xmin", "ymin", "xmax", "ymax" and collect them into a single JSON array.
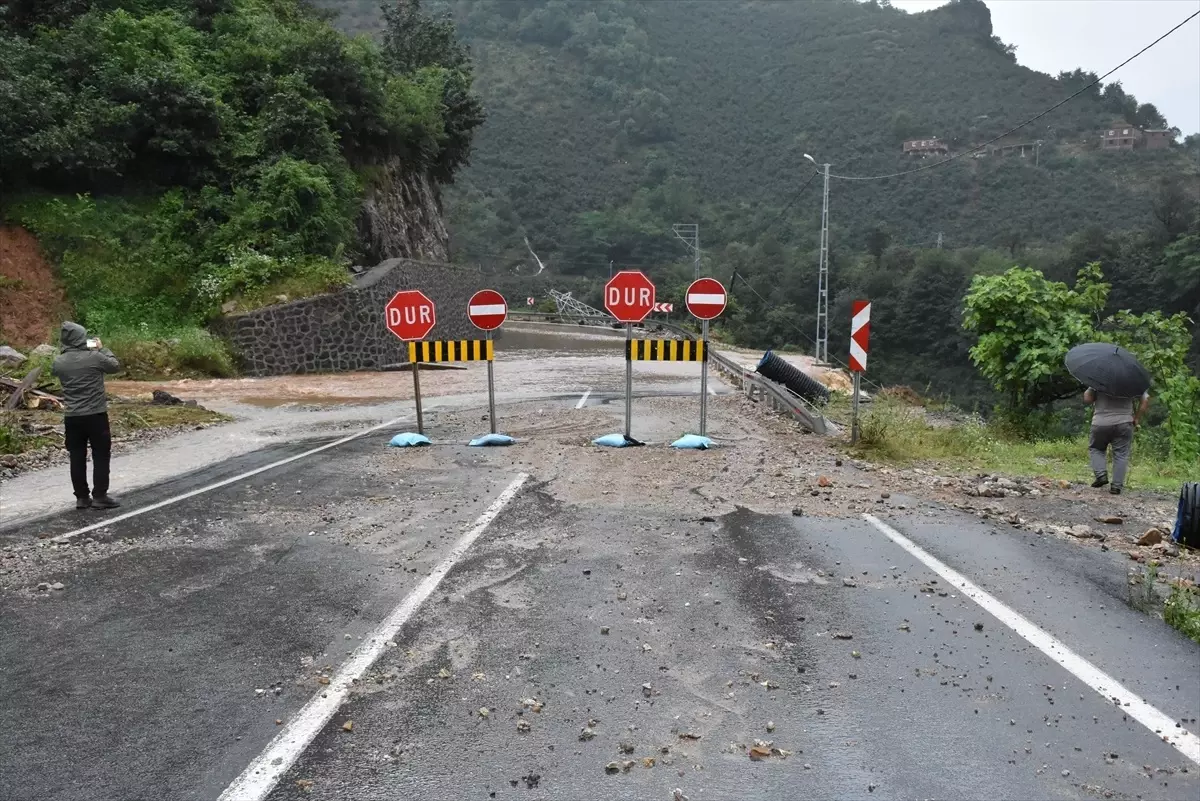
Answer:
[{"xmin": 317, "ymin": 0, "xmax": 1198, "ymax": 404}]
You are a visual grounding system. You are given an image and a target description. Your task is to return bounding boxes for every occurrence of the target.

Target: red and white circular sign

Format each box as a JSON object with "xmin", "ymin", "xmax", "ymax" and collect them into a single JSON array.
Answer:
[
  {"xmin": 685, "ymin": 277, "xmax": 727, "ymax": 321},
  {"xmin": 467, "ymin": 289, "xmax": 508, "ymax": 331}
]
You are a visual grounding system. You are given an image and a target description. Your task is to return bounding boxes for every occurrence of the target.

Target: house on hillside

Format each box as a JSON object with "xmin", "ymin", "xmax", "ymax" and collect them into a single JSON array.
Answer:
[
  {"xmin": 1100, "ymin": 121, "xmax": 1173, "ymax": 151},
  {"xmin": 902, "ymin": 137, "xmax": 948, "ymax": 157}
]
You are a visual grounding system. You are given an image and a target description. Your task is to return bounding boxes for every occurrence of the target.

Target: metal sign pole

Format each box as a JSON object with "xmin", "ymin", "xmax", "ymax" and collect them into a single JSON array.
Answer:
[
  {"xmin": 412, "ymin": 356, "xmax": 425, "ymax": 435},
  {"xmin": 851, "ymin": 372, "xmax": 861, "ymax": 445},
  {"xmin": 699, "ymin": 319, "xmax": 710, "ymax": 436},
  {"xmin": 624, "ymin": 323, "xmax": 633, "ymax": 439},
  {"xmin": 486, "ymin": 330, "xmax": 497, "ymax": 434}
]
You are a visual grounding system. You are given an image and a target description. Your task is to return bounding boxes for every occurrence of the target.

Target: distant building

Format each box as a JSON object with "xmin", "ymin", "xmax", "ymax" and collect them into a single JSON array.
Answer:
[
  {"xmin": 1142, "ymin": 129, "xmax": 1172, "ymax": 150},
  {"xmin": 1102, "ymin": 122, "xmax": 1141, "ymax": 150},
  {"xmin": 903, "ymin": 137, "xmax": 949, "ymax": 157}
]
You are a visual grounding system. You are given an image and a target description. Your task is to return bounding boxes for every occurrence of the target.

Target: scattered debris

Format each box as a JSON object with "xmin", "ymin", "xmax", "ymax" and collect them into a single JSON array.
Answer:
[
  {"xmin": 766, "ymin": 721, "xmax": 776, "ymax": 732},
  {"xmin": 832, "ymin": 631, "xmax": 854, "ymax": 640},
  {"xmin": 516, "ymin": 719, "xmax": 531, "ymax": 733},
  {"xmin": 1095, "ymin": 516, "xmax": 1124, "ymax": 525},
  {"xmin": 1136, "ymin": 528, "xmax": 1164, "ymax": 547},
  {"xmin": 341, "ymin": 720, "xmax": 353, "ymax": 732},
  {"xmin": 478, "ymin": 707, "xmax": 490, "ymax": 718},
  {"xmin": 295, "ymin": 779, "xmax": 314, "ymax": 792},
  {"xmin": 521, "ymin": 698, "xmax": 544, "ymax": 713},
  {"xmin": 580, "ymin": 727, "xmax": 597, "ymax": 742},
  {"xmin": 678, "ymin": 732, "xmax": 702, "ymax": 741},
  {"xmin": 818, "ymin": 476, "xmax": 833, "ymax": 488},
  {"xmin": 842, "ymin": 577, "xmax": 857, "ymax": 588}
]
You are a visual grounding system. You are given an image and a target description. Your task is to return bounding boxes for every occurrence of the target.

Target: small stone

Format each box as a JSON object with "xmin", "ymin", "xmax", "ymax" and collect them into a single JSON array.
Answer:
[
  {"xmin": 642, "ymin": 683, "xmax": 653, "ymax": 698},
  {"xmin": 791, "ymin": 507, "xmax": 804, "ymax": 517},
  {"xmin": 1136, "ymin": 528, "xmax": 1164, "ymax": 546},
  {"xmin": 516, "ymin": 719, "xmax": 531, "ymax": 733},
  {"xmin": 341, "ymin": 720, "xmax": 353, "ymax": 732},
  {"xmin": 580, "ymin": 727, "xmax": 596, "ymax": 741},
  {"xmin": 478, "ymin": 707, "xmax": 489, "ymax": 718},
  {"xmin": 36, "ymin": 582, "xmax": 50, "ymax": 591},
  {"xmin": 1061, "ymin": 769, "xmax": 1070, "ymax": 777},
  {"xmin": 974, "ymin": 622, "xmax": 984, "ymax": 631},
  {"xmin": 642, "ymin": 643, "xmax": 653, "ymax": 652},
  {"xmin": 50, "ymin": 582, "xmax": 65, "ymax": 591},
  {"xmin": 0, "ymin": 345, "xmax": 27, "ymax": 365},
  {"xmin": 605, "ymin": 762, "xmax": 620, "ymax": 775},
  {"xmin": 601, "ymin": 626, "xmax": 610, "ymax": 635},
  {"xmin": 851, "ymin": 650, "xmax": 861, "ymax": 659},
  {"xmin": 818, "ymin": 476, "xmax": 833, "ymax": 488},
  {"xmin": 880, "ymin": 492, "xmax": 891, "ymax": 500},
  {"xmin": 1095, "ymin": 516, "xmax": 1123, "ymax": 525},
  {"xmin": 620, "ymin": 741, "xmax": 636, "ymax": 754},
  {"xmin": 617, "ymin": 592, "xmax": 628, "ymax": 601},
  {"xmin": 766, "ymin": 721, "xmax": 775, "ymax": 732},
  {"xmin": 832, "ymin": 631, "xmax": 853, "ymax": 640},
  {"xmin": 275, "ymin": 719, "xmax": 283, "ymax": 725},
  {"xmin": 842, "ymin": 577, "xmax": 857, "ymax": 588}
]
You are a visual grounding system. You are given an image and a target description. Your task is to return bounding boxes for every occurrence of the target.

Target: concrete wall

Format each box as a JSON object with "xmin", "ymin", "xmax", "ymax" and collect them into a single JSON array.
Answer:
[{"xmin": 213, "ymin": 259, "xmax": 572, "ymax": 376}]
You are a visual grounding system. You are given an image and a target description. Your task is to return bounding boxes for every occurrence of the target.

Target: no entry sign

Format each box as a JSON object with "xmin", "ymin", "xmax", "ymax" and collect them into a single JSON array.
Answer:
[
  {"xmin": 468, "ymin": 289, "xmax": 508, "ymax": 331},
  {"xmin": 685, "ymin": 277, "xmax": 727, "ymax": 321},
  {"xmin": 385, "ymin": 290, "xmax": 436, "ymax": 341},
  {"xmin": 604, "ymin": 270, "xmax": 656, "ymax": 323}
]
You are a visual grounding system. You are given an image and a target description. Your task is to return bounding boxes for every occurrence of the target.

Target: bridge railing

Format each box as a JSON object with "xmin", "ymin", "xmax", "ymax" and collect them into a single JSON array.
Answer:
[{"xmin": 508, "ymin": 312, "xmax": 830, "ymax": 435}]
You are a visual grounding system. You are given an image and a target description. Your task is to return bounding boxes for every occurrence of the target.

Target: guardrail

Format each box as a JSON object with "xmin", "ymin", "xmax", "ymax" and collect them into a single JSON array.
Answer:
[{"xmin": 509, "ymin": 312, "xmax": 829, "ymax": 435}]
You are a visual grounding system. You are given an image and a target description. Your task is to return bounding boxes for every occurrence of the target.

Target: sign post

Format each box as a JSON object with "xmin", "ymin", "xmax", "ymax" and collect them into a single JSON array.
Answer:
[
  {"xmin": 849, "ymin": 300, "xmax": 871, "ymax": 445},
  {"xmin": 468, "ymin": 289, "xmax": 508, "ymax": 435},
  {"xmin": 604, "ymin": 270, "xmax": 656, "ymax": 441},
  {"xmin": 685, "ymin": 277, "xmax": 727, "ymax": 436},
  {"xmin": 385, "ymin": 290, "xmax": 437, "ymax": 434}
]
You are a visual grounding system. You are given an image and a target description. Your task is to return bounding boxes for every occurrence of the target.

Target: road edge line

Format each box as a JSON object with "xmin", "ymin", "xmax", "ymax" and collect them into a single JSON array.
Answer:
[
  {"xmin": 218, "ymin": 472, "xmax": 530, "ymax": 800},
  {"xmin": 863, "ymin": 513, "xmax": 1200, "ymax": 765},
  {"xmin": 47, "ymin": 415, "xmax": 412, "ymax": 544},
  {"xmin": 574, "ymin": 389, "xmax": 591, "ymax": 409}
]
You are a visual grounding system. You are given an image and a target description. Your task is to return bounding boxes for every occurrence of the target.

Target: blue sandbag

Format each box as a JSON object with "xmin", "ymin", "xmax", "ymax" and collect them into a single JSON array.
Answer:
[
  {"xmin": 389, "ymin": 432, "xmax": 431, "ymax": 447},
  {"xmin": 670, "ymin": 434, "xmax": 714, "ymax": 450},
  {"xmin": 593, "ymin": 433, "xmax": 631, "ymax": 448},
  {"xmin": 469, "ymin": 433, "xmax": 515, "ymax": 447}
]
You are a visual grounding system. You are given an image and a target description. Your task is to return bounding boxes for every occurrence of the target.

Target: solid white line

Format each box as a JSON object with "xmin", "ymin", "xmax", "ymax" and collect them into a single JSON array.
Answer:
[
  {"xmin": 219, "ymin": 473, "xmax": 530, "ymax": 801},
  {"xmin": 575, "ymin": 389, "xmax": 591, "ymax": 409},
  {"xmin": 687, "ymin": 293, "xmax": 725, "ymax": 305},
  {"xmin": 50, "ymin": 415, "xmax": 413, "ymax": 544},
  {"xmin": 469, "ymin": 304, "xmax": 506, "ymax": 316},
  {"xmin": 863, "ymin": 514, "xmax": 1200, "ymax": 765}
]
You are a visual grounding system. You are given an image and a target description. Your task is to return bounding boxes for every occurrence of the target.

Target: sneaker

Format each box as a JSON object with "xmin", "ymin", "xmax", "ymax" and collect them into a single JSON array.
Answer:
[
  {"xmin": 1091, "ymin": 475, "xmax": 1109, "ymax": 488},
  {"xmin": 1109, "ymin": 486, "xmax": 1122, "ymax": 495},
  {"xmin": 91, "ymin": 495, "xmax": 121, "ymax": 509},
  {"xmin": 76, "ymin": 497, "xmax": 91, "ymax": 510}
]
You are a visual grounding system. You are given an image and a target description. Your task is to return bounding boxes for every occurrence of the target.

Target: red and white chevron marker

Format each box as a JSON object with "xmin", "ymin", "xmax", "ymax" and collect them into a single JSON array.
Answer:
[
  {"xmin": 653, "ymin": 302, "xmax": 674, "ymax": 313},
  {"xmin": 849, "ymin": 300, "xmax": 871, "ymax": 372}
]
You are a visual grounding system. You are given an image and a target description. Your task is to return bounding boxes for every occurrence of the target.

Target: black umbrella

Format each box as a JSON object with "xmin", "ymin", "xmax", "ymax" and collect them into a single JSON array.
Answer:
[{"xmin": 1065, "ymin": 342, "xmax": 1151, "ymax": 398}]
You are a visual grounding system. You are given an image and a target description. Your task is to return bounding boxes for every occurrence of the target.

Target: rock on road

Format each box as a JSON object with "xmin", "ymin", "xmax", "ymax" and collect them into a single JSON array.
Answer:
[{"xmin": 0, "ymin": 326, "xmax": 1196, "ymax": 801}]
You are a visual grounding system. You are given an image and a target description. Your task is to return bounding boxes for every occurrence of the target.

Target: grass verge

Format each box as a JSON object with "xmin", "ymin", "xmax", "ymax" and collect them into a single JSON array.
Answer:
[
  {"xmin": 0, "ymin": 402, "xmax": 229, "ymax": 457},
  {"xmin": 1163, "ymin": 583, "xmax": 1200, "ymax": 644},
  {"xmin": 850, "ymin": 399, "xmax": 1195, "ymax": 492}
]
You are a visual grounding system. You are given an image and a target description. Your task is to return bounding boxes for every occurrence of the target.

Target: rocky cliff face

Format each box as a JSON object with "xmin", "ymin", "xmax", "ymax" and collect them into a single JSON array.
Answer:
[{"xmin": 356, "ymin": 161, "xmax": 450, "ymax": 265}]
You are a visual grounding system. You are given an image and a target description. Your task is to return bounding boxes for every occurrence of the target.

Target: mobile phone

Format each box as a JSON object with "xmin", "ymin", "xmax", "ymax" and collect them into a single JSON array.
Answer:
[{"xmin": 86, "ymin": 338, "xmax": 100, "ymax": 349}]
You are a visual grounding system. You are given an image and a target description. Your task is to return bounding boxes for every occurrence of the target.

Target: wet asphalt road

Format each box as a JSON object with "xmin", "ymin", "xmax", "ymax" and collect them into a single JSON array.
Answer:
[{"xmin": 1, "ymin": 361, "xmax": 1198, "ymax": 800}]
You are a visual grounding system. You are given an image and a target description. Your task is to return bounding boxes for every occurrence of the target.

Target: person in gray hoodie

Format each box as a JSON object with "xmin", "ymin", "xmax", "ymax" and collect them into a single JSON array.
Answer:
[{"xmin": 51, "ymin": 322, "xmax": 122, "ymax": 510}]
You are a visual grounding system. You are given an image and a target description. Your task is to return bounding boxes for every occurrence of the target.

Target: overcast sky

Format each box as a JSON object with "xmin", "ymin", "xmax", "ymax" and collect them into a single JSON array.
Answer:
[{"xmin": 891, "ymin": 0, "xmax": 1200, "ymax": 135}]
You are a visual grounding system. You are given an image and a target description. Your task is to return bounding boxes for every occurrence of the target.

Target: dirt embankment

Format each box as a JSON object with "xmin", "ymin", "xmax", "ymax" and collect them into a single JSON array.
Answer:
[{"xmin": 0, "ymin": 225, "xmax": 68, "ymax": 349}]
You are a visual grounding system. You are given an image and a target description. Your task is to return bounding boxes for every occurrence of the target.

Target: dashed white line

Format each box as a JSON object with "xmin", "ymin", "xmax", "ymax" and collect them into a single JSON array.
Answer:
[
  {"xmin": 864, "ymin": 513, "xmax": 1200, "ymax": 765},
  {"xmin": 49, "ymin": 414, "xmax": 413, "ymax": 544},
  {"xmin": 219, "ymin": 472, "xmax": 530, "ymax": 801},
  {"xmin": 575, "ymin": 389, "xmax": 591, "ymax": 409}
]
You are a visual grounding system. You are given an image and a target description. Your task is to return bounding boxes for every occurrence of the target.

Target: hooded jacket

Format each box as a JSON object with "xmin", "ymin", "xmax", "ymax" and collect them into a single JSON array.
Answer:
[{"xmin": 50, "ymin": 322, "xmax": 121, "ymax": 417}]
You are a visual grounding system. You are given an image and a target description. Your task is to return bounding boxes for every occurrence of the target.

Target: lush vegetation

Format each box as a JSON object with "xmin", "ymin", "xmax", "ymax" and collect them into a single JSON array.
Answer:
[
  {"xmin": 0, "ymin": 0, "xmax": 482, "ymax": 359},
  {"xmin": 1164, "ymin": 582, "xmax": 1200, "ymax": 644}
]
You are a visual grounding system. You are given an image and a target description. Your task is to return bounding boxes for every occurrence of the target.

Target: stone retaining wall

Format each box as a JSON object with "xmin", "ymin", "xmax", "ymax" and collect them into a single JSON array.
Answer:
[{"xmin": 213, "ymin": 259, "xmax": 571, "ymax": 376}]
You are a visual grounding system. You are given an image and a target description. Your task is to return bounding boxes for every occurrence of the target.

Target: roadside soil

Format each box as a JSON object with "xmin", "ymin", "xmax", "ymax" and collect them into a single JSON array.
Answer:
[{"xmin": 0, "ymin": 225, "xmax": 67, "ymax": 349}]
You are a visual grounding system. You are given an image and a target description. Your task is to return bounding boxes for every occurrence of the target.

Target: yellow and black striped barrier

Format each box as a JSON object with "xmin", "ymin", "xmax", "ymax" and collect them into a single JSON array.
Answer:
[
  {"xmin": 626, "ymin": 339, "xmax": 707, "ymax": 362},
  {"xmin": 408, "ymin": 339, "xmax": 494, "ymax": 363}
]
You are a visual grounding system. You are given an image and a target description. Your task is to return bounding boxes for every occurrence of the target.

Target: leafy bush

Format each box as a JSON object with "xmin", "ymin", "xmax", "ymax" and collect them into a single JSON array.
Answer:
[
  {"xmin": 1163, "ymin": 583, "xmax": 1200, "ymax": 644},
  {"xmin": 104, "ymin": 325, "xmax": 235, "ymax": 379}
]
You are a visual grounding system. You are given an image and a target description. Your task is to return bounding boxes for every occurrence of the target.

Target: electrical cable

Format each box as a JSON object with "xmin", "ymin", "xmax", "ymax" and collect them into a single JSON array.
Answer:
[{"xmin": 827, "ymin": 8, "xmax": 1200, "ymax": 182}]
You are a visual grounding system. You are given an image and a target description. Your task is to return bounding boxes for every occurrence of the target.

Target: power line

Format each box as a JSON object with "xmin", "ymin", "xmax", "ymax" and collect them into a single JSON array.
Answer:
[{"xmin": 828, "ymin": 8, "xmax": 1200, "ymax": 182}]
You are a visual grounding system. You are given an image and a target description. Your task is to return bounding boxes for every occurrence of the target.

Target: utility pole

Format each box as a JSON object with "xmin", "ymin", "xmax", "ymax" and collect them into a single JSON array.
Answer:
[
  {"xmin": 805, "ymin": 154, "xmax": 831, "ymax": 365},
  {"xmin": 672, "ymin": 223, "xmax": 700, "ymax": 279},
  {"xmin": 936, "ymin": 231, "xmax": 943, "ymax": 249}
]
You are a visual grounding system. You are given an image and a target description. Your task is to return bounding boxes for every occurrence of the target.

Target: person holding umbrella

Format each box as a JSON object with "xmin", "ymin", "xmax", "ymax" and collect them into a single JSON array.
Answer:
[{"xmin": 1066, "ymin": 343, "xmax": 1152, "ymax": 495}]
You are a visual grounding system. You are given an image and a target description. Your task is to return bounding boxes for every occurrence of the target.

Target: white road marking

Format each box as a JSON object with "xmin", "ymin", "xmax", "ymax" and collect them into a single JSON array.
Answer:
[
  {"xmin": 50, "ymin": 415, "xmax": 413, "ymax": 544},
  {"xmin": 864, "ymin": 514, "xmax": 1200, "ymax": 765},
  {"xmin": 219, "ymin": 473, "xmax": 530, "ymax": 800},
  {"xmin": 468, "ymin": 303, "xmax": 506, "ymax": 316},
  {"xmin": 575, "ymin": 389, "xmax": 591, "ymax": 409}
]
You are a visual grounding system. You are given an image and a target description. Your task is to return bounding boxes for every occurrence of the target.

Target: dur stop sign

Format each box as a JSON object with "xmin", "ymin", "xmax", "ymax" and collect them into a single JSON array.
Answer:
[
  {"xmin": 384, "ymin": 290, "xmax": 436, "ymax": 341},
  {"xmin": 604, "ymin": 270, "xmax": 656, "ymax": 323}
]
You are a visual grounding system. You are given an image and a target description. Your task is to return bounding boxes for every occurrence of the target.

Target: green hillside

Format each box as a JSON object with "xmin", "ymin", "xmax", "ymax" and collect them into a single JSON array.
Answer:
[{"xmin": 321, "ymin": 0, "xmax": 1198, "ymax": 267}]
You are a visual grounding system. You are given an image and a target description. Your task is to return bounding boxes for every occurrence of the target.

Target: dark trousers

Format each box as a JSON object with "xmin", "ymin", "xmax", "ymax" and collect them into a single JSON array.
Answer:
[
  {"xmin": 65, "ymin": 412, "xmax": 111, "ymax": 499},
  {"xmin": 1089, "ymin": 422, "xmax": 1133, "ymax": 488}
]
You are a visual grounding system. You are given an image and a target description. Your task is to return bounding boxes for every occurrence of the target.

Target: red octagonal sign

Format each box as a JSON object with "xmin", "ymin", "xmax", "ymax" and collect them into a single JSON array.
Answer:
[
  {"xmin": 604, "ymin": 270, "xmax": 656, "ymax": 323},
  {"xmin": 385, "ymin": 289, "xmax": 436, "ymax": 341}
]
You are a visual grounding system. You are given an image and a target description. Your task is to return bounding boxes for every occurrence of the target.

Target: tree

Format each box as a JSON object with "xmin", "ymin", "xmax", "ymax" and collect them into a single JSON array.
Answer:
[
  {"xmin": 865, "ymin": 224, "xmax": 892, "ymax": 269},
  {"xmin": 962, "ymin": 263, "xmax": 1108, "ymax": 413},
  {"xmin": 1151, "ymin": 177, "xmax": 1195, "ymax": 240}
]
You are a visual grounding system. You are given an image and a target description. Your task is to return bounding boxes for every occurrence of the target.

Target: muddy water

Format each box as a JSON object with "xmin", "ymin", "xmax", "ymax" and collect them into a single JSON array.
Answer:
[{"xmin": 105, "ymin": 323, "xmax": 843, "ymax": 408}]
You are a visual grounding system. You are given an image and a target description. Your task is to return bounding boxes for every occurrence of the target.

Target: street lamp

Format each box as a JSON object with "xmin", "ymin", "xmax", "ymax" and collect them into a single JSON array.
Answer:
[{"xmin": 805, "ymin": 154, "xmax": 832, "ymax": 365}]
